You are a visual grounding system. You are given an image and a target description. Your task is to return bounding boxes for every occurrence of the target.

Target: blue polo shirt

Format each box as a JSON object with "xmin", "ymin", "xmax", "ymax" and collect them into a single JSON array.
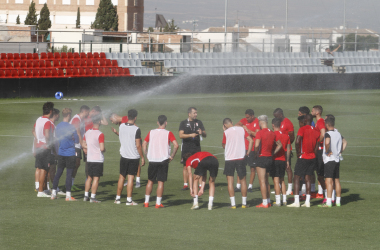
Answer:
[{"xmin": 56, "ymin": 122, "xmax": 79, "ymax": 156}]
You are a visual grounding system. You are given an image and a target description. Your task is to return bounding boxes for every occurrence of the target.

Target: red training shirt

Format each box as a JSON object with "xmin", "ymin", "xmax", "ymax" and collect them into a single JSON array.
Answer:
[
  {"xmin": 121, "ymin": 116, "xmax": 129, "ymax": 124},
  {"xmin": 255, "ymin": 128, "xmax": 276, "ymax": 157},
  {"xmin": 240, "ymin": 117, "xmax": 260, "ymax": 151},
  {"xmin": 274, "ymin": 130, "xmax": 290, "ymax": 161},
  {"xmin": 297, "ymin": 125, "xmax": 320, "ymax": 159},
  {"xmin": 186, "ymin": 152, "xmax": 216, "ymax": 169},
  {"xmin": 314, "ymin": 118, "xmax": 326, "ymax": 150}
]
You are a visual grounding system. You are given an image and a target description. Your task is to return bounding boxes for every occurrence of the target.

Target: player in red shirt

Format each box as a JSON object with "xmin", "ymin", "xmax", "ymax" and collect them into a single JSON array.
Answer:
[
  {"xmin": 110, "ymin": 112, "xmax": 142, "ymax": 188},
  {"xmin": 235, "ymin": 109, "xmax": 260, "ymax": 193},
  {"xmin": 69, "ymin": 105, "xmax": 90, "ymax": 191},
  {"xmin": 271, "ymin": 118, "xmax": 291, "ymax": 206},
  {"xmin": 185, "ymin": 152, "xmax": 219, "ymax": 210},
  {"xmin": 273, "ymin": 108, "xmax": 295, "ymax": 195},
  {"xmin": 254, "ymin": 115, "xmax": 282, "ymax": 208},
  {"xmin": 312, "ymin": 105, "xmax": 326, "ymax": 199},
  {"xmin": 288, "ymin": 114, "xmax": 320, "ymax": 208},
  {"xmin": 34, "ymin": 102, "xmax": 54, "ymax": 198}
]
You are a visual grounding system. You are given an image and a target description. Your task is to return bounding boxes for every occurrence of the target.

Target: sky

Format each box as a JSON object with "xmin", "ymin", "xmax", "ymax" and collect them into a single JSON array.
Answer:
[{"xmin": 144, "ymin": 0, "xmax": 380, "ymax": 33}]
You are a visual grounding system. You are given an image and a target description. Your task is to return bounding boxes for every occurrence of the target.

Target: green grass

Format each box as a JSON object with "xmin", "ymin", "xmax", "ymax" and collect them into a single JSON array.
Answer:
[{"xmin": 1, "ymin": 90, "xmax": 380, "ymax": 249}]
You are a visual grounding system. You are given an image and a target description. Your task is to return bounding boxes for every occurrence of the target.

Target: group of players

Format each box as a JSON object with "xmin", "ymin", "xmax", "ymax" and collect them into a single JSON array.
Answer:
[{"xmin": 32, "ymin": 102, "xmax": 347, "ymax": 210}]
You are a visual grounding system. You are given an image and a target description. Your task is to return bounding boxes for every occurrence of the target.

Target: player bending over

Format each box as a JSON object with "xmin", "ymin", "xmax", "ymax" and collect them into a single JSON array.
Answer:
[
  {"xmin": 83, "ymin": 116, "xmax": 106, "ymax": 203},
  {"xmin": 143, "ymin": 115, "xmax": 179, "ymax": 208},
  {"xmin": 185, "ymin": 151, "xmax": 219, "ymax": 210}
]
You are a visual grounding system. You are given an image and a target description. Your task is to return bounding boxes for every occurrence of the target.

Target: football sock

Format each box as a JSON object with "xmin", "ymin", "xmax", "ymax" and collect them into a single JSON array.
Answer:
[
  {"xmin": 306, "ymin": 194, "xmax": 310, "ymax": 203},
  {"xmin": 332, "ymin": 190, "xmax": 336, "ymax": 201},
  {"xmin": 336, "ymin": 197, "xmax": 341, "ymax": 204},
  {"xmin": 127, "ymin": 197, "xmax": 132, "ymax": 202},
  {"xmin": 47, "ymin": 182, "xmax": 50, "ymax": 190},
  {"xmin": 301, "ymin": 184, "xmax": 306, "ymax": 193},
  {"xmin": 242, "ymin": 197, "xmax": 247, "ymax": 205},
  {"xmin": 275, "ymin": 195, "xmax": 280, "ymax": 204},
  {"xmin": 324, "ymin": 189, "xmax": 327, "ymax": 198},
  {"xmin": 283, "ymin": 194, "xmax": 287, "ymax": 203},
  {"xmin": 91, "ymin": 193, "xmax": 96, "ymax": 199},
  {"xmin": 311, "ymin": 184, "xmax": 315, "ymax": 192},
  {"xmin": 267, "ymin": 198, "xmax": 271, "ymax": 204},
  {"xmin": 194, "ymin": 195, "xmax": 198, "ymax": 205},
  {"xmin": 326, "ymin": 198, "xmax": 332, "ymax": 206},
  {"xmin": 318, "ymin": 185, "xmax": 323, "ymax": 194},
  {"xmin": 85, "ymin": 192, "xmax": 89, "ymax": 197},
  {"xmin": 184, "ymin": 183, "xmax": 188, "ymax": 187},
  {"xmin": 287, "ymin": 183, "xmax": 292, "ymax": 192},
  {"xmin": 72, "ymin": 178, "xmax": 75, "ymax": 187},
  {"xmin": 52, "ymin": 189, "xmax": 57, "ymax": 196},
  {"xmin": 263, "ymin": 199, "xmax": 268, "ymax": 205},
  {"xmin": 230, "ymin": 196, "xmax": 236, "ymax": 206},
  {"xmin": 116, "ymin": 195, "xmax": 121, "ymax": 200},
  {"xmin": 236, "ymin": 183, "xmax": 241, "ymax": 189},
  {"xmin": 279, "ymin": 183, "xmax": 282, "ymax": 189},
  {"xmin": 294, "ymin": 195, "xmax": 300, "ymax": 204},
  {"xmin": 248, "ymin": 184, "xmax": 253, "ymax": 189},
  {"xmin": 156, "ymin": 197, "xmax": 162, "ymax": 205},
  {"xmin": 66, "ymin": 191, "xmax": 71, "ymax": 198},
  {"xmin": 209, "ymin": 196, "xmax": 214, "ymax": 205},
  {"xmin": 145, "ymin": 195, "xmax": 150, "ymax": 203},
  {"xmin": 136, "ymin": 177, "xmax": 140, "ymax": 183},
  {"xmin": 35, "ymin": 182, "xmax": 39, "ymax": 189}
]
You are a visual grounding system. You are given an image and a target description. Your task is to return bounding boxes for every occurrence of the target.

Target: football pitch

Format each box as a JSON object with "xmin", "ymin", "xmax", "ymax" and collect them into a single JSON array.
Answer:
[{"xmin": 0, "ymin": 89, "xmax": 379, "ymax": 249}]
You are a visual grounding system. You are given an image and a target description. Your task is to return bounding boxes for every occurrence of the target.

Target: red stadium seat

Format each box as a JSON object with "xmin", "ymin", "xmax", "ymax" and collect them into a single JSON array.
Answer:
[
  {"xmin": 47, "ymin": 52, "xmax": 54, "ymax": 60},
  {"xmin": 92, "ymin": 59, "xmax": 99, "ymax": 67},
  {"xmin": 20, "ymin": 53, "xmax": 27, "ymax": 60},
  {"xmin": 39, "ymin": 60, "xmax": 46, "ymax": 68},
  {"xmin": 110, "ymin": 68, "xmax": 118, "ymax": 76},
  {"xmin": 57, "ymin": 69, "xmax": 65, "ymax": 77},
  {"xmin": 86, "ymin": 59, "xmax": 93, "ymax": 67},
  {"xmin": 5, "ymin": 61, "xmax": 13, "ymax": 68},
  {"xmin": 32, "ymin": 60, "xmax": 40, "ymax": 68},
  {"xmin": 105, "ymin": 59, "xmax": 112, "ymax": 67},
  {"xmin": 45, "ymin": 69, "xmax": 53, "ymax": 78},
  {"xmin": 25, "ymin": 69, "xmax": 33, "ymax": 78},
  {"xmin": 67, "ymin": 52, "xmax": 74, "ymax": 59},
  {"xmin": 61, "ymin": 59, "xmax": 68, "ymax": 68},
  {"xmin": 90, "ymin": 67, "xmax": 98, "ymax": 76},
  {"xmin": 18, "ymin": 69, "xmax": 26, "ymax": 78},
  {"xmin": 87, "ymin": 53, "xmax": 94, "ymax": 59},
  {"xmin": 72, "ymin": 59, "xmax": 80, "ymax": 68},
  {"xmin": 78, "ymin": 68, "xmax": 86, "ymax": 76},
  {"xmin": 11, "ymin": 69, "xmax": 18, "ymax": 77},
  {"xmin": 32, "ymin": 53, "xmax": 39, "ymax": 60},
  {"xmin": 61, "ymin": 52, "xmax": 68, "ymax": 59},
  {"xmin": 45, "ymin": 60, "xmax": 52, "ymax": 68},
  {"xmin": 66, "ymin": 68, "xmax": 73, "ymax": 77},
  {"xmin": 32, "ymin": 69, "xmax": 39, "ymax": 77},
  {"xmin": 0, "ymin": 69, "xmax": 5, "ymax": 78},
  {"xmin": 99, "ymin": 59, "xmax": 106, "ymax": 68},
  {"xmin": 100, "ymin": 52, "xmax": 106, "ymax": 59},
  {"xmin": 80, "ymin": 52, "xmax": 86, "ymax": 59},
  {"xmin": 98, "ymin": 68, "xmax": 105, "ymax": 76},
  {"xmin": 72, "ymin": 68, "xmax": 79, "ymax": 77},
  {"xmin": 40, "ymin": 52, "xmax": 47, "ymax": 60},
  {"xmin": 40, "ymin": 69, "xmax": 46, "ymax": 77},
  {"xmin": 14, "ymin": 53, "xmax": 21, "ymax": 61},
  {"xmin": 52, "ymin": 69, "xmax": 58, "ymax": 78},
  {"xmin": 13, "ymin": 61, "xmax": 21, "ymax": 68},
  {"xmin": 7, "ymin": 53, "xmax": 14, "ymax": 61},
  {"xmin": 122, "ymin": 68, "xmax": 130, "ymax": 76},
  {"xmin": 85, "ymin": 68, "xmax": 93, "ymax": 76},
  {"xmin": 80, "ymin": 59, "xmax": 87, "ymax": 67},
  {"xmin": 104, "ymin": 68, "xmax": 111, "ymax": 76},
  {"xmin": 4, "ymin": 69, "xmax": 12, "ymax": 78},
  {"xmin": 54, "ymin": 52, "xmax": 61, "ymax": 60},
  {"xmin": 26, "ymin": 53, "xmax": 33, "ymax": 60},
  {"xmin": 19, "ymin": 61, "xmax": 27, "ymax": 69},
  {"xmin": 93, "ymin": 52, "xmax": 100, "ymax": 59},
  {"xmin": 73, "ymin": 52, "xmax": 80, "ymax": 59},
  {"xmin": 111, "ymin": 60, "xmax": 118, "ymax": 67},
  {"xmin": 1, "ymin": 53, "xmax": 7, "ymax": 60},
  {"xmin": 53, "ymin": 60, "xmax": 60, "ymax": 68},
  {"xmin": 26, "ymin": 61, "xmax": 33, "ymax": 68},
  {"xmin": 0, "ymin": 61, "xmax": 5, "ymax": 68}
]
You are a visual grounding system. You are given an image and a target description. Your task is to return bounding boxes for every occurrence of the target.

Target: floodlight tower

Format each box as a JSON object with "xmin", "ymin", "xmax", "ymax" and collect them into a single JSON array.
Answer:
[{"xmin": 224, "ymin": 0, "xmax": 228, "ymax": 51}]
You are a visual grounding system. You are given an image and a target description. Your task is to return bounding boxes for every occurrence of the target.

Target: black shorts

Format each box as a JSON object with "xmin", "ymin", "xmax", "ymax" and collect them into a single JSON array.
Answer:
[
  {"xmin": 57, "ymin": 155, "xmax": 76, "ymax": 169},
  {"xmin": 271, "ymin": 160, "xmax": 286, "ymax": 178},
  {"xmin": 83, "ymin": 150, "xmax": 87, "ymax": 162},
  {"xmin": 120, "ymin": 157, "xmax": 139, "ymax": 177},
  {"xmin": 148, "ymin": 160, "xmax": 169, "ymax": 182},
  {"xmin": 223, "ymin": 159, "xmax": 246, "ymax": 179},
  {"xmin": 324, "ymin": 161, "xmax": 340, "ymax": 179},
  {"xmin": 316, "ymin": 150, "xmax": 324, "ymax": 176},
  {"xmin": 256, "ymin": 156, "xmax": 273, "ymax": 172},
  {"xmin": 245, "ymin": 151, "xmax": 256, "ymax": 168},
  {"xmin": 35, "ymin": 148, "xmax": 51, "ymax": 171},
  {"xmin": 194, "ymin": 156, "xmax": 219, "ymax": 178},
  {"xmin": 294, "ymin": 158, "xmax": 316, "ymax": 177},
  {"xmin": 87, "ymin": 162, "xmax": 103, "ymax": 177},
  {"xmin": 75, "ymin": 148, "xmax": 82, "ymax": 159},
  {"xmin": 48, "ymin": 153, "xmax": 56, "ymax": 166}
]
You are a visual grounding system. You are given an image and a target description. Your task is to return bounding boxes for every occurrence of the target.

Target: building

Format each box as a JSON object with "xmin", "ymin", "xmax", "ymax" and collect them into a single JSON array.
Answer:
[{"xmin": 0, "ymin": 0, "xmax": 144, "ymax": 31}]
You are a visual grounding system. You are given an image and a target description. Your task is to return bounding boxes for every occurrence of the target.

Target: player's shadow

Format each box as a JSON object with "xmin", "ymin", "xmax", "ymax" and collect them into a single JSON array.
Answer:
[
  {"xmin": 341, "ymin": 193, "xmax": 363, "ymax": 205},
  {"xmin": 248, "ymin": 197, "xmax": 265, "ymax": 207},
  {"xmin": 98, "ymin": 180, "xmax": 118, "ymax": 188},
  {"xmin": 215, "ymin": 183, "xmax": 227, "ymax": 187},
  {"xmin": 211, "ymin": 202, "xmax": 236, "ymax": 209},
  {"xmin": 165, "ymin": 196, "xmax": 190, "ymax": 207}
]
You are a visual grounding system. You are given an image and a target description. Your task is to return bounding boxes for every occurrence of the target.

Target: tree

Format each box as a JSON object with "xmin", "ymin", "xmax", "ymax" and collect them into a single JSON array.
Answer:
[
  {"xmin": 24, "ymin": 0, "xmax": 38, "ymax": 25},
  {"xmin": 163, "ymin": 19, "xmax": 179, "ymax": 33},
  {"xmin": 76, "ymin": 7, "xmax": 80, "ymax": 28},
  {"xmin": 16, "ymin": 15, "xmax": 20, "ymax": 25},
  {"xmin": 91, "ymin": 0, "xmax": 118, "ymax": 31},
  {"xmin": 147, "ymin": 27, "xmax": 154, "ymax": 32},
  {"xmin": 37, "ymin": 3, "xmax": 52, "ymax": 41},
  {"xmin": 334, "ymin": 33, "xmax": 379, "ymax": 51}
]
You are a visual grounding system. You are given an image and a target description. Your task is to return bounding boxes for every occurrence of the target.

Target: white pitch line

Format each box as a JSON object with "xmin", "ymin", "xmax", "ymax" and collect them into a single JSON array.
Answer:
[
  {"xmin": 344, "ymin": 153, "xmax": 380, "ymax": 158},
  {"xmin": 347, "ymin": 146, "xmax": 380, "ymax": 148},
  {"xmin": 341, "ymin": 180, "xmax": 380, "ymax": 185}
]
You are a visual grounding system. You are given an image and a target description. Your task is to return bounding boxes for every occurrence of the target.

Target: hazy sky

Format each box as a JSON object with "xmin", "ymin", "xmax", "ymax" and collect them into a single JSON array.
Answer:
[{"xmin": 144, "ymin": 0, "xmax": 380, "ymax": 32}]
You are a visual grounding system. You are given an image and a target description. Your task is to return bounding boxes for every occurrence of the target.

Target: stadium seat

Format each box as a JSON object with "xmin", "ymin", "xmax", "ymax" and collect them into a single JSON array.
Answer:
[
  {"xmin": 39, "ymin": 60, "xmax": 46, "ymax": 68},
  {"xmin": 117, "ymin": 59, "xmax": 124, "ymax": 67},
  {"xmin": 61, "ymin": 52, "xmax": 68, "ymax": 59},
  {"xmin": 65, "ymin": 68, "xmax": 72, "ymax": 77},
  {"xmin": 0, "ymin": 61, "xmax": 5, "ymax": 68},
  {"xmin": 86, "ymin": 59, "xmax": 93, "ymax": 67},
  {"xmin": 72, "ymin": 59, "xmax": 80, "ymax": 68},
  {"xmin": 87, "ymin": 53, "xmax": 94, "ymax": 59},
  {"xmin": 122, "ymin": 68, "xmax": 130, "ymax": 76},
  {"xmin": 73, "ymin": 52, "xmax": 80, "ymax": 59},
  {"xmin": 40, "ymin": 53, "xmax": 47, "ymax": 60},
  {"xmin": 45, "ymin": 69, "xmax": 53, "ymax": 78},
  {"xmin": 45, "ymin": 60, "xmax": 52, "ymax": 68},
  {"xmin": 5, "ymin": 61, "xmax": 13, "ymax": 68},
  {"xmin": 53, "ymin": 52, "xmax": 60, "ymax": 60},
  {"xmin": 145, "ymin": 53, "xmax": 152, "ymax": 60},
  {"xmin": 105, "ymin": 53, "xmax": 112, "ymax": 59},
  {"xmin": 79, "ymin": 68, "xmax": 86, "ymax": 76},
  {"xmin": 7, "ymin": 53, "xmax": 15, "ymax": 61},
  {"xmin": 110, "ymin": 68, "xmax": 118, "ymax": 76},
  {"xmin": 67, "ymin": 52, "xmax": 74, "ymax": 60},
  {"xmin": 57, "ymin": 69, "xmax": 65, "ymax": 77},
  {"xmin": 90, "ymin": 67, "xmax": 98, "ymax": 76},
  {"xmin": 84, "ymin": 68, "xmax": 92, "ymax": 76},
  {"xmin": 33, "ymin": 60, "xmax": 40, "ymax": 68},
  {"xmin": 99, "ymin": 59, "xmax": 106, "ymax": 68},
  {"xmin": 31, "ymin": 69, "xmax": 39, "ymax": 77},
  {"xmin": 93, "ymin": 52, "xmax": 100, "ymax": 59},
  {"xmin": 1, "ymin": 53, "xmax": 8, "ymax": 60},
  {"xmin": 18, "ymin": 69, "xmax": 27, "ymax": 78},
  {"xmin": 51, "ymin": 69, "xmax": 58, "ymax": 78},
  {"xmin": 32, "ymin": 53, "xmax": 39, "ymax": 60},
  {"xmin": 26, "ymin": 53, "xmax": 33, "ymax": 60},
  {"xmin": 105, "ymin": 59, "xmax": 112, "ymax": 67},
  {"xmin": 98, "ymin": 68, "xmax": 105, "ymax": 76},
  {"xmin": 13, "ymin": 61, "xmax": 21, "ymax": 68},
  {"xmin": 92, "ymin": 59, "xmax": 99, "ymax": 67},
  {"xmin": 80, "ymin": 59, "xmax": 87, "ymax": 67},
  {"xmin": 11, "ymin": 69, "xmax": 18, "ymax": 77},
  {"xmin": 104, "ymin": 68, "xmax": 111, "ymax": 76},
  {"xmin": 111, "ymin": 60, "xmax": 118, "ymax": 67},
  {"xmin": 99, "ymin": 52, "xmax": 106, "ymax": 59},
  {"xmin": 19, "ymin": 53, "xmax": 26, "ymax": 61},
  {"xmin": 47, "ymin": 52, "xmax": 54, "ymax": 60},
  {"xmin": 80, "ymin": 52, "xmax": 86, "ymax": 59},
  {"xmin": 0, "ymin": 69, "xmax": 5, "ymax": 78},
  {"xmin": 53, "ymin": 60, "xmax": 60, "ymax": 68},
  {"xmin": 4, "ymin": 69, "xmax": 12, "ymax": 78},
  {"xmin": 13, "ymin": 53, "xmax": 21, "ymax": 61},
  {"xmin": 39, "ymin": 69, "xmax": 46, "ymax": 77},
  {"xmin": 72, "ymin": 68, "xmax": 79, "ymax": 77}
]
